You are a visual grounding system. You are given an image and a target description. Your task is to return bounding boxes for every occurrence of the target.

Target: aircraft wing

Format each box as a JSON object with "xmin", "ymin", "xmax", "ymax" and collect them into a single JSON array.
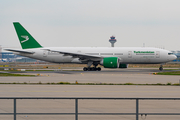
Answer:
[
  {"xmin": 4, "ymin": 49, "xmax": 35, "ymax": 54},
  {"xmin": 43, "ymin": 49, "xmax": 102, "ymax": 61}
]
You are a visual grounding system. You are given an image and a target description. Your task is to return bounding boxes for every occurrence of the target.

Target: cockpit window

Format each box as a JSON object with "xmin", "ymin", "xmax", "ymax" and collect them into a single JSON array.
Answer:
[{"xmin": 168, "ymin": 53, "xmax": 174, "ymax": 55}]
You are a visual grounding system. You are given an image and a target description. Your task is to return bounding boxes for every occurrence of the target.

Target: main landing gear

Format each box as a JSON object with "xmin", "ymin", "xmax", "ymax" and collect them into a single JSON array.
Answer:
[
  {"xmin": 83, "ymin": 61, "xmax": 101, "ymax": 71},
  {"xmin": 83, "ymin": 67, "xmax": 101, "ymax": 71},
  {"xmin": 159, "ymin": 64, "xmax": 163, "ymax": 71}
]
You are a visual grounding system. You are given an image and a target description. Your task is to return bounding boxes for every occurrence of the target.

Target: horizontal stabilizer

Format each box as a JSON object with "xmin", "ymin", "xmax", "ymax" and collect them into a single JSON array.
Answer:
[{"xmin": 4, "ymin": 49, "xmax": 35, "ymax": 54}]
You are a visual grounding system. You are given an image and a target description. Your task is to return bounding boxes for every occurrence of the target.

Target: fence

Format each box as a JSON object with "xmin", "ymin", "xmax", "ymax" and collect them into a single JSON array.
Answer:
[{"xmin": 0, "ymin": 97, "xmax": 180, "ymax": 120}]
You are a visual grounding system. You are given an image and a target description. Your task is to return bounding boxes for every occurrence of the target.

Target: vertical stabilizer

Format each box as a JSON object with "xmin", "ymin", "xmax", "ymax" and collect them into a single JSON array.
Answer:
[{"xmin": 13, "ymin": 22, "xmax": 42, "ymax": 49}]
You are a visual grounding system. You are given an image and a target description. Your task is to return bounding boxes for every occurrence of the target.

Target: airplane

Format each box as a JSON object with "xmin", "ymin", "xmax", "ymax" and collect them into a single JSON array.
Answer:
[{"xmin": 5, "ymin": 22, "xmax": 177, "ymax": 71}]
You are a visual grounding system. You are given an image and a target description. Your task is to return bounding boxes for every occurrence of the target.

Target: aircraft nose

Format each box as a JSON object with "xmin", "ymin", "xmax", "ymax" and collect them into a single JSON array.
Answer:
[{"xmin": 171, "ymin": 55, "xmax": 177, "ymax": 60}]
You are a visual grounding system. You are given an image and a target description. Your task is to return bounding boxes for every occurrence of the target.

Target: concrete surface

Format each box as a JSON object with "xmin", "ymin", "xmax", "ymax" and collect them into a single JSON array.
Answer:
[
  {"xmin": 0, "ymin": 68, "xmax": 180, "ymax": 84},
  {"xmin": 0, "ymin": 68, "xmax": 180, "ymax": 120},
  {"xmin": 0, "ymin": 85, "xmax": 180, "ymax": 120}
]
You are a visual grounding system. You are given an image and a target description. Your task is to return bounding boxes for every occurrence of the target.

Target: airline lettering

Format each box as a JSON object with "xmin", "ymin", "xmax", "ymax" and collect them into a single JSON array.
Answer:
[
  {"xmin": 134, "ymin": 51, "xmax": 154, "ymax": 53},
  {"xmin": 134, "ymin": 51, "xmax": 155, "ymax": 55}
]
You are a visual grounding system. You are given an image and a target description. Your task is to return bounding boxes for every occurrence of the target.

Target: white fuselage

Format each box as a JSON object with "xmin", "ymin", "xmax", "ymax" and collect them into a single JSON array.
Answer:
[{"xmin": 16, "ymin": 47, "xmax": 177, "ymax": 64}]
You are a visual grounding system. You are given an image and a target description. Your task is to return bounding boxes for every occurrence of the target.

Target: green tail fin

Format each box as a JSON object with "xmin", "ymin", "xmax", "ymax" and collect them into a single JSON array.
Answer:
[{"xmin": 13, "ymin": 22, "xmax": 42, "ymax": 49}]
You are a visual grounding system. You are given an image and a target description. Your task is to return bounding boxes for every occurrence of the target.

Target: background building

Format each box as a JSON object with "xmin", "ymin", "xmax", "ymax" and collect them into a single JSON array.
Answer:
[
  {"xmin": 0, "ymin": 52, "xmax": 39, "ymax": 62},
  {"xmin": 172, "ymin": 51, "xmax": 180, "ymax": 62}
]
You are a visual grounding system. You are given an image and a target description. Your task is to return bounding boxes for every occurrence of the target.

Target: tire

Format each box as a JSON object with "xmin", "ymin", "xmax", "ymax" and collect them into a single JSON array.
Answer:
[
  {"xmin": 92, "ymin": 67, "xmax": 96, "ymax": 71},
  {"xmin": 83, "ymin": 67, "xmax": 87, "ymax": 71},
  {"xmin": 97, "ymin": 67, "xmax": 101, "ymax": 71},
  {"xmin": 159, "ymin": 67, "xmax": 163, "ymax": 71}
]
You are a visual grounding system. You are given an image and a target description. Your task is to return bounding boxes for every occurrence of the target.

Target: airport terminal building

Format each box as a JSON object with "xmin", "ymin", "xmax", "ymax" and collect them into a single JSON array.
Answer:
[
  {"xmin": 0, "ymin": 52, "xmax": 38, "ymax": 62},
  {"xmin": 0, "ymin": 45, "xmax": 41, "ymax": 63}
]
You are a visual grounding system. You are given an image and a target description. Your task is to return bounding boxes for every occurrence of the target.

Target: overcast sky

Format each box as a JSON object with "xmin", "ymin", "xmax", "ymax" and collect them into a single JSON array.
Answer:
[{"xmin": 0, "ymin": 0, "xmax": 180, "ymax": 50}]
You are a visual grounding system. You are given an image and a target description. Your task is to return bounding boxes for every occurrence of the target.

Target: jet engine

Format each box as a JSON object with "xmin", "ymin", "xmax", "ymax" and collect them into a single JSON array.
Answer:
[{"xmin": 100, "ymin": 57, "xmax": 120, "ymax": 68}]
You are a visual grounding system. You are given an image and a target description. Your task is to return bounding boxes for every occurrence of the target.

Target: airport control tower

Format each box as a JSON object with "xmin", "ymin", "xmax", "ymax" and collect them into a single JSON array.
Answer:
[{"xmin": 109, "ymin": 36, "xmax": 117, "ymax": 47}]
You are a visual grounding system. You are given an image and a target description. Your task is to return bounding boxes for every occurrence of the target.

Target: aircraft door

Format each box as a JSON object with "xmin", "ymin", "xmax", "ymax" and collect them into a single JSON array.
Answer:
[
  {"xmin": 128, "ymin": 51, "xmax": 132, "ymax": 58},
  {"xmin": 156, "ymin": 51, "xmax": 160, "ymax": 58},
  {"xmin": 43, "ymin": 50, "xmax": 48, "ymax": 57}
]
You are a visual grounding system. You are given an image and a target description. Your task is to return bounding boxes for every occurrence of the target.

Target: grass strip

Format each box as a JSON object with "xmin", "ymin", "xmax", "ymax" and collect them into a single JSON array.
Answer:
[
  {"xmin": 163, "ymin": 69, "xmax": 180, "ymax": 71},
  {"xmin": 26, "ymin": 70, "xmax": 54, "ymax": 71},
  {"xmin": 0, "ymin": 82, "xmax": 179, "ymax": 86},
  {"xmin": 154, "ymin": 71, "xmax": 180, "ymax": 75},
  {"xmin": 0, "ymin": 73, "xmax": 35, "ymax": 77},
  {"xmin": 0, "ymin": 70, "xmax": 54, "ymax": 72}
]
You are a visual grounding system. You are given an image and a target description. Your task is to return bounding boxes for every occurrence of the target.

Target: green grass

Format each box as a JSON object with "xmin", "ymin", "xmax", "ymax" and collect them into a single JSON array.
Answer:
[
  {"xmin": 57, "ymin": 82, "xmax": 70, "ymax": 84},
  {"xmin": 26, "ymin": 70, "xmax": 54, "ymax": 71},
  {"xmin": 0, "ymin": 70, "xmax": 55, "ymax": 72},
  {"xmin": 166, "ymin": 82, "xmax": 172, "ymax": 85},
  {"xmin": 0, "ymin": 69, "xmax": 82, "ymax": 72},
  {"xmin": 0, "ymin": 73, "xmax": 35, "ymax": 77},
  {"xmin": 124, "ymin": 83, "xmax": 134, "ymax": 85},
  {"xmin": 0, "ymin": 82, "xmax": 179, "ymax": 86},
  {"xmin": 164, "ymin": 69, "xmax": 180, "ymax": 71},
  {"xmin": 154, "ymin": 71, "xmax": 180, "ymax": 75}
]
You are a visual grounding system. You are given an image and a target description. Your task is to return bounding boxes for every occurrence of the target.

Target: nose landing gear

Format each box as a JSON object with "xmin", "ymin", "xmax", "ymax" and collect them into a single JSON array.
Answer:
[{"xmin": 159, "ymin": 65, "xmax": 163, "ymax": 71}]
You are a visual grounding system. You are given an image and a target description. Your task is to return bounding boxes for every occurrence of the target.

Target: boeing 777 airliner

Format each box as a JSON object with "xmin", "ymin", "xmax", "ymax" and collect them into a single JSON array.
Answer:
[{"xmin": 5, "ymin": 22, "xmax": 177, "ymax": 71}]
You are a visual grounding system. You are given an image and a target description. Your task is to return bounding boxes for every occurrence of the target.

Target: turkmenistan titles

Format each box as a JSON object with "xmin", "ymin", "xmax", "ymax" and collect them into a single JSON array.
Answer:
[{"xmin": 134, "ymin": 51, "xmax": 155, "ymax": 55}]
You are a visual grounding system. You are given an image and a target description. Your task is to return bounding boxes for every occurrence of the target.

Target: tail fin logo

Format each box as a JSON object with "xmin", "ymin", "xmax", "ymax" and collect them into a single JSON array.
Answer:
[{"xmin": 21, "ymin": 35, "xmax": 29, "ymax": 43}]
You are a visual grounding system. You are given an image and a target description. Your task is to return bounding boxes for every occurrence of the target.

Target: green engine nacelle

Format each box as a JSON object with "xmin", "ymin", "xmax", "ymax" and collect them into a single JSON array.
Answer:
[
  {"xmin": 119, "ymin": 64, "xmax": 128, "ymax": 68},
  {"xmin": 100, "ymin": 57, "xmax": 119, "ymax": 68}
]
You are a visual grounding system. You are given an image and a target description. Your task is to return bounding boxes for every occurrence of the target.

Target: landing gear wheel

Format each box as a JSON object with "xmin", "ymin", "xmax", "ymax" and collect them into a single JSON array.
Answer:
[
  {"xmin": 88, "ymin": 67, "xmax": 91, "ymax": 71},
  {"xmin": 83, "ymin": 67, "xmax": 88, "ymax": 71},
  {"xmin": 83, "ymin": 67, "xmax": 101, "ymax": 71},
  {"xmin": 97, "ymin": 67, "xmax": 101, "ymax": 71},
  {"xmin": 92, "ymin": 67, "xmax": 96, "ymax": 71},
  {"xmin": 159, "ymin": 67, "xmax": 163, "ymax": 71}
]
